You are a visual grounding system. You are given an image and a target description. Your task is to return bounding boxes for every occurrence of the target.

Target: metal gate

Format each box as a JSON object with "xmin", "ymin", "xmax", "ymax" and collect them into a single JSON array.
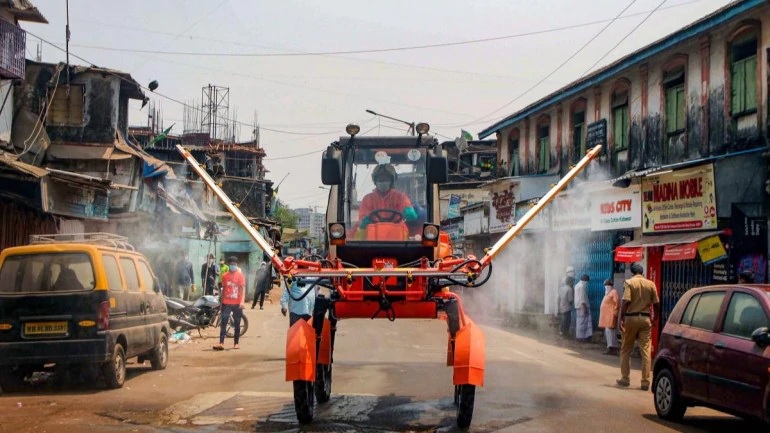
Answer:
[
  {"xmin": 571, "ymin": 231, "xmax": 615, "ymax": 330},
  {"xmin": 660, "ymin": 259, "xmax": 713, "ymax": 324}
]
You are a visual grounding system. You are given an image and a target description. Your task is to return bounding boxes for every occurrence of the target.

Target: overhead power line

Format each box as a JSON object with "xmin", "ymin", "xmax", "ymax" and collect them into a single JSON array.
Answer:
[
  {"xmin": 68, "ymin": 0, "xmax": 703, "ymax": 58},
  {"xmin": 581, "ymin": 0, "xmax": 668, "ymax": 76},
  {"xmin": 445, "ymin": 0, "xmax": 640, "ymax": 129},
  {"xmin": 27, "ymin": 30, "xmax": 352, "ymax": 137}
]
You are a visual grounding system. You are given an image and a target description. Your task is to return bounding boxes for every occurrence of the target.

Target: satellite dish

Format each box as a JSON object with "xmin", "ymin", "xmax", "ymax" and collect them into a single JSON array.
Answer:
[{"xmin": 455, "ymin": 137, "xmax": 468, "ymax": 153}]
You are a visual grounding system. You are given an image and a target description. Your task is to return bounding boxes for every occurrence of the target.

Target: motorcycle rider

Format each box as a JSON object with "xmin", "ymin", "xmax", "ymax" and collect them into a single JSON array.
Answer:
[
  {"xmin": 358, "ymin": 163, "xmax": 418, "ymax": 236},
  {"xmin": 213, "ymin": 256, "xmax": 245, "ymax": 350}
]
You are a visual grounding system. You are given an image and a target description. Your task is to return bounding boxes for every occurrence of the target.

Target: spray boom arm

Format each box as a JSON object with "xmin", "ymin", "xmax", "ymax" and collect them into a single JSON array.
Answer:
[
  {"xmin": 176, "ymin": 144, "xmax": 601, "ymax": 280},
  {"xmin": 175, "ymin": 145, "xmax": 288, "ymax": 272}
]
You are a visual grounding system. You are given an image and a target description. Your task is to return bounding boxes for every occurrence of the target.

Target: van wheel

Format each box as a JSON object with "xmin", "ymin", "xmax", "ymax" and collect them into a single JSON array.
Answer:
[
  {"xmin": 103, "ymin": 344, "xmax": 126, "ymax": 389},
  {"xmin": 149, "ymin": 333, "xmax": 169, "ymax": 370},
  {"xmin": 654, "ymin": 368, "xmax": 686, "ymax": 421},
  {"xmin": 0, "ymin": 368, "xmax": 28, "ymax": 393}
]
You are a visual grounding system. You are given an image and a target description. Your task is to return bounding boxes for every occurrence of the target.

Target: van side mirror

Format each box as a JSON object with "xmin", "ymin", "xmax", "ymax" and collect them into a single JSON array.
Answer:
[
  {"xmin": 321, "ymin": 146, "xmax": 342, "ymax": 185},
  {"xmin": 751, "ymin": 327, "xmax": 770, "ymax": 347},
  {"xmin": 153, "ymin": 277, "xmax": 161, "ymax": 293},
  {"xmin": 427, "ymin": 145, "xmax": 448, "ymax": 184}
]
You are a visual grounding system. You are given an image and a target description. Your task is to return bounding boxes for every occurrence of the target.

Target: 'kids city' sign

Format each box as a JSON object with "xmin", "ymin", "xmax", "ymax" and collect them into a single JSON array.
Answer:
[{"xmin": 641, "ymin": 164, "xmax": 716, "ymax": 233}]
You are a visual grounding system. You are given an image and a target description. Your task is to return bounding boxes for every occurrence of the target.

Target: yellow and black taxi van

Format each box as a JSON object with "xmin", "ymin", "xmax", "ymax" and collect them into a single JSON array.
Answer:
[{"xmin": 0, "ymin": 233, "xmax": 170, "ymax": 391}]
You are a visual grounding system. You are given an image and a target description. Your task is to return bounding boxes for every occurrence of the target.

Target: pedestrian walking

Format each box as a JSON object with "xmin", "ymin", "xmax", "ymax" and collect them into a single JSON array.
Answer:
[
  {"xmin": 281, "ymin": 278, "xmax": 315, "ymax": 326},
  {"xmin": 175, "ymin": 253, "xmax": 194, "ymax": 300},
  {"xmin": 556, "ymin": 275, "xmax": 575, "ymax": 337},
  {"xmin": 200, "ymin": 253, "xmax": 219, "ymax": 297},
  {"xmin": 251, "ymin": 260, "xmax": 271, "ymax": 310},
  {"xmin": 213, "ymin": 257, "xmax": 246, "ymax": 351},
  {"xmin": 599, "ymin": 278, "xmax": 620, "ymax": 355},
  {"xmin": 574, "ymin": 274, "xmax": 593, "ymax": 342},
  {"xmin": 617, "ymin": 262, "xmax": 660, "ymax": 391}
]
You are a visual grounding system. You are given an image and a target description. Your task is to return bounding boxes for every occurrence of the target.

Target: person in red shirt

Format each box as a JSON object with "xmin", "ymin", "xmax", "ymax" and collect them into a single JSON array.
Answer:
[
  {"xmin": 213, "ymin": 256, "xmax": 245, "ymax": 350},
  {"xmin": 358, "ymin": 164, "xmax": 418, "ymax": 238}
]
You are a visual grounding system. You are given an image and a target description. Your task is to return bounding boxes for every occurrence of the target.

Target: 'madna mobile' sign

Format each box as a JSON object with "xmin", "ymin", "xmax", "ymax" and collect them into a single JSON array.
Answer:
[{"xmin": 641, "ymin": 164, "xmax": 716, "ymax": 233}]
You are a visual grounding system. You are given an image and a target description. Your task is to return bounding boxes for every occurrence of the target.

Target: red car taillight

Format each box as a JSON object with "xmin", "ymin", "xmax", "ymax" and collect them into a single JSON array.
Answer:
[{"xmin": 97, "ymin": 301, "xmax": 110, "ymax": 331}]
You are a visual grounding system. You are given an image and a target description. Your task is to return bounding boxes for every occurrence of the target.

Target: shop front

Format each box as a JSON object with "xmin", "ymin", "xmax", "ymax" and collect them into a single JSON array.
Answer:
[{"xmin": 614, "ymin": 163, "xmax": 727, "ymax": 353}]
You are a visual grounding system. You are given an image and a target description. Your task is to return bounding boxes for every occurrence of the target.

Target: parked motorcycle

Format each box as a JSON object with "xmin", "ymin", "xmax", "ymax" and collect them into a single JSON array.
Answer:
[{"xmin": 165, "ymin": 294, "xmax": 249, "ymax": 338}]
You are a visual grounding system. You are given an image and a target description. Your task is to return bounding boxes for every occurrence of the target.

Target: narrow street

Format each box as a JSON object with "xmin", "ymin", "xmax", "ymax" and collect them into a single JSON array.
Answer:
[{"xmin": 0, "ymin": 298, "xmax": 763, "ymax": 433}]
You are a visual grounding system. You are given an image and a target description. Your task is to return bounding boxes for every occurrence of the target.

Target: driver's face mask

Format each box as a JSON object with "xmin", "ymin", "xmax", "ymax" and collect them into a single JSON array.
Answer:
[{"xmin": 375, "ymin": 181, "xmax": 391, "ymax": 193}]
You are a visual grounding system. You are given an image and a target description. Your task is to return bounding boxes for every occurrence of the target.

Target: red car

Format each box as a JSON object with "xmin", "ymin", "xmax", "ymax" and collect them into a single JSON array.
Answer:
[{"xmin": 652, "ymin": 284, "xmax": 770, "ymax": 424}]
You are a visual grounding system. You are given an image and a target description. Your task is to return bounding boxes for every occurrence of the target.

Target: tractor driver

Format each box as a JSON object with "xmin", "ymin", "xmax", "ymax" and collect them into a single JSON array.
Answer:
[{"xmin": 358, "ymin": 163, "xmax": 418, "ymax": 236}]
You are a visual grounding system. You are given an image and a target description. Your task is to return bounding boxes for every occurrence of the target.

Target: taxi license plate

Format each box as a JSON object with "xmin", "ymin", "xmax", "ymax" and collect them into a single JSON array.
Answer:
[{"xmin": 24, "ymin": 321, "xmax": 68, "ymax": 336}]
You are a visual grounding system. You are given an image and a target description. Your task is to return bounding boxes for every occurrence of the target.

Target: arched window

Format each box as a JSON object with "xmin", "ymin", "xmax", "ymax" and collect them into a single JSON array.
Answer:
[
  {"xmin": 569, "ymin": 99, "xmax": 587, "ymax": 164},
  {"xmin": 728, "ymin": 22, "xmax": 760, "ymax": 118},
  {"xmin": 611, "ymin": 79, "xmax": 630, "ymax": 152},
  {"xmin": 508, "ymin": 128, "xmax": 520, "ymax": 176},
  {"xmin": 536, "ymin": 115, "xmax": 551, "ymax": 173}
]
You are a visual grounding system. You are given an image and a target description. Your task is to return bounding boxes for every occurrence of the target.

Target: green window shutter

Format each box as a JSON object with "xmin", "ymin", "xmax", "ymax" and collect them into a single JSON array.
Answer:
[
  {"xmin": 511, "ymin": 150, "xmax": 519, "ymax": 176},
  {"xmin": 744, "ymin": 55, "xmax": 757, "ymax": 111},
  {"xmin": 665, "ymin": 87, "xmax": 676, "ymax": 133},
  {"xmin": 731, "ymin": 60, "xmax": 745, "ymax": 114},
  {"xmin": 613, "ymin": 107, "xmax": 623, "ymax": 149},
  {"xmin": 621, "ymin": 107, "xmax": 629, "ymax": 149},
  {"xmin": 675, "ymin": 87, "xmax": 685, "ymax": 131},
  {"xmin": 539, "ymin": 137, "xmax": 549, "ymax": 172}
]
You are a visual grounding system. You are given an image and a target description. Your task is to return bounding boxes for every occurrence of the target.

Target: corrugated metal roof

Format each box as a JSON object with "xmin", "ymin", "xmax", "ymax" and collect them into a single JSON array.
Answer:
[
  {"xmin": 4, "ymin": 0, "xmax": 47, "ymax": 24},
  {"xmin": 479, "ymin": 0, "xmax": 766, "ymax": 139}
]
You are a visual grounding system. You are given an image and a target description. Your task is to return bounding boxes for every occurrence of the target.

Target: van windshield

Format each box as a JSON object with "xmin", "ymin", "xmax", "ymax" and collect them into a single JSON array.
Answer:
[{"xmin": 0, "ymin": 253, "xmax": 95, "ymax": 293}]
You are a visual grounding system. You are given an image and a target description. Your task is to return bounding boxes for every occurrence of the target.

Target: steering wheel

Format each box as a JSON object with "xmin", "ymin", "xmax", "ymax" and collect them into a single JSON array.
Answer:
[{"xmin": 367, "ymin": 209, "xmax": 404, "ymax": 223}]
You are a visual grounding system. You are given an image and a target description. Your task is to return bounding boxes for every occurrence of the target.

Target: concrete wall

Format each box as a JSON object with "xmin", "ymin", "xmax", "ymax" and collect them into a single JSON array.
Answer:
[{"xmin": 0, "ymin": 79, "xmax": 12, "ymax": 142}]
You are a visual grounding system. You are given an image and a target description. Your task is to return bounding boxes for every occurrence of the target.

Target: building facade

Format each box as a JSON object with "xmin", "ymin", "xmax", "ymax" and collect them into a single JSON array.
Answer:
[{"xmin": 478, "ymin": 0, "xmax": 769, "ymax": 331}]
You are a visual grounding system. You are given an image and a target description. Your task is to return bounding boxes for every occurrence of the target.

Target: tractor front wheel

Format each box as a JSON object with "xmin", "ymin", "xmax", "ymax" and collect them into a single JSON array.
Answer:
[
  {"xmin": 456, "ymin": 384, "xmax": 476, "ymax": 429},
  {"xmin": 314, "ymin": 364, "xmax": 332, "ymax": 403},
  {"xmin": 293, "ymin": 380, "xmax": 315, "ymax": 424}
]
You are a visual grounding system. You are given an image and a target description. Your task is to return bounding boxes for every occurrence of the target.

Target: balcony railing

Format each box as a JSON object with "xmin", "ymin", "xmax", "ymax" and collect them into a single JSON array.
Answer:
[{"xmin": 0, "ymin": 19, "xmax": 26, "ymax": 79}]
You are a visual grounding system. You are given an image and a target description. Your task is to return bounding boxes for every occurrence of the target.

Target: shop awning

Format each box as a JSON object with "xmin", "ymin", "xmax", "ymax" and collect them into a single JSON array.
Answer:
[
  {"xmin": 614, "ymin": 230, "xmax": 724, "ymax": 263},
  {"xmin": 46, "ymin": 143, "xmax": 133, "ymax": 160}
]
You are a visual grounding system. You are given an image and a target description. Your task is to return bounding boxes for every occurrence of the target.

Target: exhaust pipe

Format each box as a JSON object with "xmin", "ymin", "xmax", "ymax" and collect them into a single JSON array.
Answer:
[{"xmin": 169, "ymin": 317, "xmax": 198, "ymax": 330}]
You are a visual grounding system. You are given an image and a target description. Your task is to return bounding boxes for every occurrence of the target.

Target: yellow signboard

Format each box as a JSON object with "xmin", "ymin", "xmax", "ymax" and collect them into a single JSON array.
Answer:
[
  {"xmin": 641, "ymin": 164, "xmax": 717, "ymax": 233},
  {"xmin": 697, "ymin": 235, "xmax": 728, "ymax": 265}
]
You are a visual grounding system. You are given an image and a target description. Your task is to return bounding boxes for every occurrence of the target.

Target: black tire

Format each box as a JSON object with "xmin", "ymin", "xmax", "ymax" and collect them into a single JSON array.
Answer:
[
  {"xmin": 456, "ymin": 384, "xmax": 476, "ymax": 429},
  {"xmin": 453, "ymin": 385, "xmax": 460, "ymax": 406},
  {"xmin": 102, "ymin": 344, "xmax": 126, "ymax": 389},
  {"xmin": 654, "ymin": 368, "xmax": 686, "ymax": 421},
  {"xmin": 445, "ymin": 300, "xmax": 461, "ymax": 337},
  {"xmin": 149, "ymin": 333, "xmax": 169, "ymax": 370},
  {"xmin": 0, "ymin": 368, "xmax": 28, "ymax": 393},
  {"xmin": 293, "ymin": 380, "xmax": 315, "ymax": 424},
  {"xmin": 315, "ymin": 364, "xmax": 332, "ymax": 403},
  {"xmin": 225, "ymin": 314, "xmax": 249, "ymax": 338}
]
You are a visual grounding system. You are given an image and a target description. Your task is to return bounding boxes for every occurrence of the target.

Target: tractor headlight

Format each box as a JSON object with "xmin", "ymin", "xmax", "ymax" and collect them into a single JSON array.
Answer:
[
  {"xmin": 346, "ymin": 124, "xmax": 360, "ymax": 136},
  {"xmin": 415, "ymin": 122, "xmax": 430, "ymax": 135},
  {"xmin": 422, "ymin": 224, "xmax": 439, "ymax": 241},
  {"xmin": 329, "ymin": 223, "xmax": 345, "ymax": 239},
  {"xmin": 328, "ymin": 222, "xmax": 346, "ymax": 245}
]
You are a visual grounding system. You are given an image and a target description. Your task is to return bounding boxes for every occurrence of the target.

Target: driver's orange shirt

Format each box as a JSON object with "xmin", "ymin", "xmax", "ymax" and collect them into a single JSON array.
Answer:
[{"xmin": 359, "ymin": 189, "xmax": 412, "ymax": 222}]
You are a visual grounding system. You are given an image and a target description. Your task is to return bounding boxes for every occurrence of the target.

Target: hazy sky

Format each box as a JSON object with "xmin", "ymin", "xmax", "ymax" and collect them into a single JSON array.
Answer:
[{"xmin": 25, "ymin": 0, "xmax": 732, "ymax": 208}]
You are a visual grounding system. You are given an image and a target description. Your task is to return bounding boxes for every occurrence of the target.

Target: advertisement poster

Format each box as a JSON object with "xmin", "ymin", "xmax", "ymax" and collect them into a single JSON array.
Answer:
[
  {"xmin": 489, "ymin": 180, "xmax": 517, "ymax": 233},
  {"xmin": 641, "ymin": 164, "xmax": 716, "ymax": 233},
  {"xmin": 590, "ymin": 185, "xmax": 642, "ymax": 231},
  {"xmin": 447, "ymin": 194, "xmax": 461, "ymax": 219}
]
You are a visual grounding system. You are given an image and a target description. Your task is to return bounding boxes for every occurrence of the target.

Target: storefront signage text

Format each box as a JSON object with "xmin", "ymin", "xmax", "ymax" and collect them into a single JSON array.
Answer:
[
  {"xmin": 590, "ymin": 186, "xmax": 641, "ymax": 231},
  {"xmin": 641, "ymin": 164, "xmax": 716, "ymax": 233}
]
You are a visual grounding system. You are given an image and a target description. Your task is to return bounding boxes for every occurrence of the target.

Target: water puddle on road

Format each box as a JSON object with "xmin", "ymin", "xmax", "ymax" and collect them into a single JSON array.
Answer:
[{"xmin": 152, "ymin": 391, "xmax": 530, "ymax": 433}]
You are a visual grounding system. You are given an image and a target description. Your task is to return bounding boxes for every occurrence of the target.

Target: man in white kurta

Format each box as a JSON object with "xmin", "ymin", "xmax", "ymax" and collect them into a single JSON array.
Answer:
[{"xmin": 574, "ymin": 274, "xmax": 593, "ymax": 341}]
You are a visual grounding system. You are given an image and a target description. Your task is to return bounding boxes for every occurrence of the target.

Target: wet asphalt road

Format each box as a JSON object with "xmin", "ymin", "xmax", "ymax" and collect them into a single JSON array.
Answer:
[{"xmin": 0, "ymin": 295, "xmax": 766, "ymax": 433}]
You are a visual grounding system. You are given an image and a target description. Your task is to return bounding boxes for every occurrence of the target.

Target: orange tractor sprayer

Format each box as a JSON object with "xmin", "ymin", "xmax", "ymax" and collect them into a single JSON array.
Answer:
[{"xmin": 176, "ymin": 127, "xmax": 602, "ymax": 428}]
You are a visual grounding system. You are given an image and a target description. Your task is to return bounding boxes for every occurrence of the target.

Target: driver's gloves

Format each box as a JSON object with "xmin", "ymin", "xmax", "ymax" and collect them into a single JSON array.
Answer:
[
  {"xmin": 402, "ymin": 206, "xmax": 418, "ymax": 222},
  {"xmin": 360, "ymin": 216, "xmax": 372, "ymax": 228}
]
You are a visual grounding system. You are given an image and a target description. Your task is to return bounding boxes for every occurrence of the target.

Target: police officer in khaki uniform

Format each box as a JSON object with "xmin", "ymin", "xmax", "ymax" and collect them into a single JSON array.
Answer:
[{"xmin": 617, "ymin": 262, "xmax": 660, "ymax": 390}]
